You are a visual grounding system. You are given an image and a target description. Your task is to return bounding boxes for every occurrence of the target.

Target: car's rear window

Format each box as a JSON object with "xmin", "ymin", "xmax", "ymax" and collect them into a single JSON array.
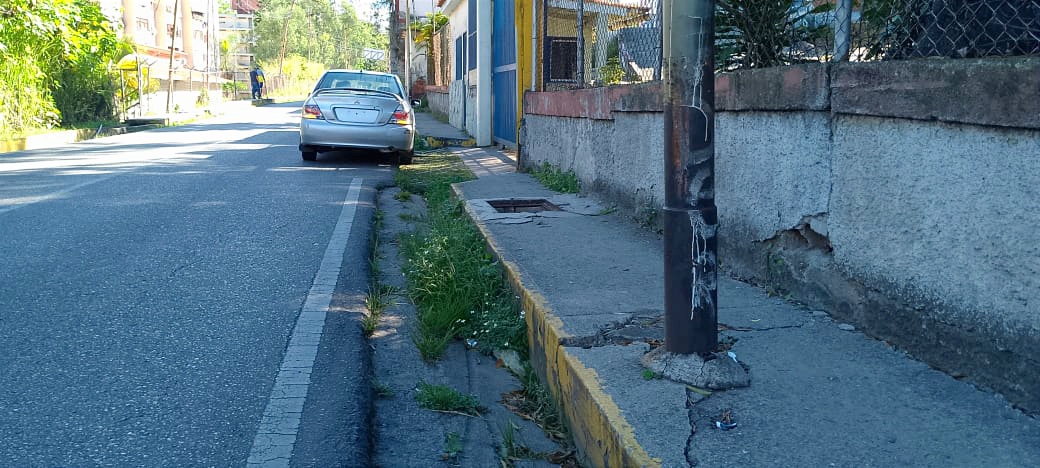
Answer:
[{"xmin": 316, "ymin": 72, "xmax": 402, "ymax": 96}]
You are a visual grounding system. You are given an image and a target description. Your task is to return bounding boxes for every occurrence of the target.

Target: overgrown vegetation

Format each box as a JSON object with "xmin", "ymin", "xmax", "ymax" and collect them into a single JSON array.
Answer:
[
  {"xmin": 528, "ymin": 163, "xmax": 580, "ymax": 194},
  {"xmin": 395, "ymin": 150, "xmax": 526, "ymax": 361},
  {"xmin": 0, "ymin": 0, "xmax": 127, "ymax": 138},
  {"xmin": 391, "ymin": 149, "xmax": 575, "ymax": 464}
]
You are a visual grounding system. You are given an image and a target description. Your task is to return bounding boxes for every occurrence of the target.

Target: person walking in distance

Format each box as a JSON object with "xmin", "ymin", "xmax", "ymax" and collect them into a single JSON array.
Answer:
[{"xmin": 249, "ymin": 65, "xmax": 265, "ymax": 99}]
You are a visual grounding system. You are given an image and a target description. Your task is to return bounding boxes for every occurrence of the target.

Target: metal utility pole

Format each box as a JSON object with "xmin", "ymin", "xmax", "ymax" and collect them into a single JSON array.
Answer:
[
  {"xmin": 834, "ymin": 0, "xmax": 853, "ymax": 61},
  {"xmin": 662, "ymin": 0, "xmax": 717, "ymax": 355},
  {"xmin": 166, "ymin": 0, "xmax": 180, "ymax": 114}
]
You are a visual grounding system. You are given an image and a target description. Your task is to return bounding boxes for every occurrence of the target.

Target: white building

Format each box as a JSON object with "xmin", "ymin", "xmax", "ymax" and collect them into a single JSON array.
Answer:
[{"xmin": 97, "ymin": 0, "xmax": 221, "ymax": 85}]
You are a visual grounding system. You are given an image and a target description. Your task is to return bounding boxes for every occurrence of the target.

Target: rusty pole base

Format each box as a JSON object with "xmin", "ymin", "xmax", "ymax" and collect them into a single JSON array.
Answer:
[{"xmin": 641, "ymin": 346, "xmax": 750, "ymax": 390}]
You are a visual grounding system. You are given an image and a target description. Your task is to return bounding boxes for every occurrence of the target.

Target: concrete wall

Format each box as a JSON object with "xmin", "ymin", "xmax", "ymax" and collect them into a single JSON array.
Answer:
[
  {"xmin": 426, "ymin": 86, "xmax": 450, "ymax": 115},
  {"xmin": 448, "ymin": 81, "xmax": 466, "ymax": 129},
  {"xmin": 519, "ymin": 58, "xmax": 1040, "ymax": 414}
]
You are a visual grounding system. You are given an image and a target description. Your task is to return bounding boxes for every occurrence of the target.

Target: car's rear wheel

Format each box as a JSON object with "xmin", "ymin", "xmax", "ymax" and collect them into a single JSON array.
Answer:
[
  {"xmin": 397, "ymin": 150, "xmax": 414, "ymax": 165},
  {"xmin": 301, "ymin": 150, "xmax": 317, "ymax": 161}
]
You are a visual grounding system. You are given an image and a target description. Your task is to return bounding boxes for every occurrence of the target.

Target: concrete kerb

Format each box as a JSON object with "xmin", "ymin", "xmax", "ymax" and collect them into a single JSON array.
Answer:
[
  {"xmin": 452, "ymin": 184, "xmax": 660, "ymax": 468},
  {"xmin": 422, "ymin": 135, "xmax": 477, "ymax": 149}
]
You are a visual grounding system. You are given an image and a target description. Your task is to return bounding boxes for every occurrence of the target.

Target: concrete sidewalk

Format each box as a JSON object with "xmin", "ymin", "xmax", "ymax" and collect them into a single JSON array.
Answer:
[
  {"xmin": 449, "ymin": 148, "xmax": 1040, "ymax": 467},
  {"xmin": 415, "ymin": 111, "xmax": 476, "ymax": 148}
]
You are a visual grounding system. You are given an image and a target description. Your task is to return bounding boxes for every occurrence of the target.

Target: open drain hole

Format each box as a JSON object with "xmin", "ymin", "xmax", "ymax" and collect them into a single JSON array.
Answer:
[{"xmin": 487, "ymin": 199, "xmax": 562, "ymax": 213}]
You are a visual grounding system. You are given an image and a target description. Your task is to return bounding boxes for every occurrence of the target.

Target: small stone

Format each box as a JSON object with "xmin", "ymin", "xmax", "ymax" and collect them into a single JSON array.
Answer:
[
  {"xmin": 811, "ymin": 310, "xmax": 829, "ymax": 318},
  {"xmin": 837, "ymin": 323, "xmax": 855, "ymax": 331}
]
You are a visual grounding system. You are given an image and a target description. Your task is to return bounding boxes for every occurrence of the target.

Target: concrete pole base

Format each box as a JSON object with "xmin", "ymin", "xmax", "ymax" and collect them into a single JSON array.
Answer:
[{"xmin": 641, "ymin": 346, "xmax": 751, "ymax": 390}]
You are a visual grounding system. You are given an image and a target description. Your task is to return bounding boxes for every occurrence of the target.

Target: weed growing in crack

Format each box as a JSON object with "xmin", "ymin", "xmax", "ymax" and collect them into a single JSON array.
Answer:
[
  {"xmin": 373, "ymin": 381, "xmax": 394, "ymax": 399},
  {"xmin": 501, "ymin": 365, "xmax": 568, "ymax": 441},
  {"xmin": 363, "ymin": 282, "xmax": 398, "ymax": 336},
  {"xmin": 415, "ymin": 381, "xmax": 482, "ymax": 416},
  {"xmin": 442, "ymin": 431, "xmax": 463, "ymax": 464},
  {"xmin": 527, "ymin": 162, "xmax": 579, "ymax": 193},
  {"xmin": 500, "ymin": 420, "xmax": 539, "ymax": 463},
  {"xmin": 394, "ymin": 189, "xmax": 412, "ymax": 202}
]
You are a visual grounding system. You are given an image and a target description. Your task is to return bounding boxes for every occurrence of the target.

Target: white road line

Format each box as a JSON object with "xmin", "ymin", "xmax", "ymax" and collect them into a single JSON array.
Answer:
[{"xmin": 247, "ymin": 177, "xmax": 363, "ymax": 467}]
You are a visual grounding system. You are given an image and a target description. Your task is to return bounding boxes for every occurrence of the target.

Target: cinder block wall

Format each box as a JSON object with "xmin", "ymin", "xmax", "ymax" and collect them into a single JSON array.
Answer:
[{"xmin": 519, "ymin": 59, "xmax": 1040, "ymax": 414}]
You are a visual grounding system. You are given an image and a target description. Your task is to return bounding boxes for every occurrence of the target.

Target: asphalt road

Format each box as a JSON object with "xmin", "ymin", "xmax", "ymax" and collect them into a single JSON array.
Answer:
[{"xmin": 0, "ymin": 103, "xmax": 392, "ymax": 466}]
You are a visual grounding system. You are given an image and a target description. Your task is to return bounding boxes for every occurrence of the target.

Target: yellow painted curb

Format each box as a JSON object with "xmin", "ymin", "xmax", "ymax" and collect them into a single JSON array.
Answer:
[{"xmin": 453, "ymin": 184, "xmax": 660, "ymax": 468}]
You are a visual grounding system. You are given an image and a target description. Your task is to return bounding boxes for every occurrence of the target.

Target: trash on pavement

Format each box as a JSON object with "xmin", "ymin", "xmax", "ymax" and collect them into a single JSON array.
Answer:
[{"xmin": 715, "ymin": 420, "xmax": 738, "ymax": 430}]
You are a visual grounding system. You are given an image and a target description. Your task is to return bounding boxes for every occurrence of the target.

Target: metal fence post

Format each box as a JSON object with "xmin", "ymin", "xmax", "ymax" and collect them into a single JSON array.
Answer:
[
  {"xmin": 834, "ymin": 0, "xmax": 853, "ymax": 61},
  {"xmin": 576, "ymin": 0, "xmax": 585, "ymax": 87},
  {"xmin": 662, "ymin": 0, "xmax": 717, "ymax": 355},
  {"xmin": 654, "ymin": 0, "xmax": 663, "ymax": 81}
]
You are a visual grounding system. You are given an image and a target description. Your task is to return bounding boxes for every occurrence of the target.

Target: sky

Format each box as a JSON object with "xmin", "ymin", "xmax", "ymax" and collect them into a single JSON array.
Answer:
[
  {"xmin": 345, "ymin": 0, "xmax": 438, "ymax": 22},
  {"xmin": 346, "ymin": 0, "xmax": 379, "ymax": 22}
]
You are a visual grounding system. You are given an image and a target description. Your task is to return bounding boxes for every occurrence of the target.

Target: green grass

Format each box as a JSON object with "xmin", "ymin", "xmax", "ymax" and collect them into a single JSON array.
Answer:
[
  {"xmin": 528, "ymin": 162, "xmax": 580, "ymax": 194},
  {"xmin": 363, "ymin": 282, "xmax": 398, "ymax": 336},
  {"xmin": 415, "ymin": 381, "xmax": 482, "ymax": 415},
  {"xmin": 395, "ymin": 150, "xmax": 526, "ymax": 361},
  {"xmin": 413, "ymin": 132, "xmax": 431, "ymax": 152},
  {"xmin": 393, "ymin": 149, "xmax": 574, "ymax": 460},
  {"xmin": 365, "ymin": 283, "xmax": 399, "ymax": 313}
]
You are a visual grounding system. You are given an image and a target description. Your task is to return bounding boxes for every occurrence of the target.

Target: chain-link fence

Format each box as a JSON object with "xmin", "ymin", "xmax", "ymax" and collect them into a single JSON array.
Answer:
[
  {"xmin": 541, "ymin": 0, "xmax": 662, "ymax": 90},
  {"xmin": 537, "ymin": 0, "xmax": 1039, "ymax": 88},
  {"xmin": 716, "ymin": 0, "xmax": 1040, "ymax": 70},
  {"xmin": 844, "ymin": 0, "xmax": 1040, "ymax": 61}
]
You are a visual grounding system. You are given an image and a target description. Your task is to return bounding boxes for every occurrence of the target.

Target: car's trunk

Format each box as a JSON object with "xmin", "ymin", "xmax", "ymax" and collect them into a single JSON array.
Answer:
[{"xmin": 312, "ymin": 91, "xmax": 400, "ymax": 126}]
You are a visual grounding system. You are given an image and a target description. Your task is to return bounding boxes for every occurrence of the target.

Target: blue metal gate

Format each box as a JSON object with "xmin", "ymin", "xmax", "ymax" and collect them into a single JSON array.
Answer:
[{"xmin": 492, "ymin": 0, "xmax": 517, "ymax": 145}]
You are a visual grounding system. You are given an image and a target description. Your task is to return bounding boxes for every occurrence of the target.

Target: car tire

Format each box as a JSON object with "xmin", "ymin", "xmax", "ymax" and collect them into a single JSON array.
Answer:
[
  {"xmin": 302, "ymin": 150, "xmax": 317, "ymax": 161},
  {"xmin": 397, "ymin": 150, "xmax": 414, "ymax": 165}
]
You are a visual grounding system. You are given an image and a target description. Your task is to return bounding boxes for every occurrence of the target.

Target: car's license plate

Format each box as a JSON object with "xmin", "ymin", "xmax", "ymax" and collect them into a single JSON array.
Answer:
[{"xmin": 334, "ymin": 107, "xmax": 379, "ymax": 123}]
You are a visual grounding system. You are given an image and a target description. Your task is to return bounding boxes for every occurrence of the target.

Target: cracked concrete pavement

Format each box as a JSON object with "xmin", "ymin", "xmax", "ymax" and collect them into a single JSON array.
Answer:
[{"xmin": 450, "ymin": 158, "xmax": 1040, "ymax": 467}]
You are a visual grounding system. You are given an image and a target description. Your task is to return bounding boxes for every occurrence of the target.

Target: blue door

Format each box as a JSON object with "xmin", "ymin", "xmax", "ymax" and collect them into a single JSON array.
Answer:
[{"xmin": 492, "ymin": 0, "xmax": 517, "ymax": 145}]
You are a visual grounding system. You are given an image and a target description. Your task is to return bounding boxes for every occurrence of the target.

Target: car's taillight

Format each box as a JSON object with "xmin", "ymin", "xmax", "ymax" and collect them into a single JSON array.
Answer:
[
  {"xmin": 302, "ymin": 103, "xmax": 323, "ymax": 119},
  {"xmin": 389, "ymin": 110, "xmax": 409, "ymax": 125}
]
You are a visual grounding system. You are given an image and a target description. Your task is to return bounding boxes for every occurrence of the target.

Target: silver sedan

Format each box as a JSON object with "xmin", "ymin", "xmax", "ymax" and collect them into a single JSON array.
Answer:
[{"xmin": 299, "ymin": 70, "xmax": 415, "ymax": 164}]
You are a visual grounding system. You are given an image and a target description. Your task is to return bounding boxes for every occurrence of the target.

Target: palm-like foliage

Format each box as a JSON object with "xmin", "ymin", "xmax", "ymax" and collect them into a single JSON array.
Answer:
[
  {"xmin": 411, "ymin": 12, "xmax": 450, "ymax": 45},
  {"xmin": 715, "ymin": 0, "xmax": 834, "ymax": 71}
]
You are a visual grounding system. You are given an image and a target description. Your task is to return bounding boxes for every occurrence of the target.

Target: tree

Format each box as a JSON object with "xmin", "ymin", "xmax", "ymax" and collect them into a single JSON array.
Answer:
[
  {"xmin": 254, "ymin": 0, "xmax": 388, "ymax": 73},
  {"xmin": 0, "ymin": 0, "xmax": 123, "ymax": 136}
]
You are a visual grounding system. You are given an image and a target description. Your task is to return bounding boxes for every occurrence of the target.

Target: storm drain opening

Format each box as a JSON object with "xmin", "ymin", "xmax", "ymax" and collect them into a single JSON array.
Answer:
[{"xmin": 487, "ymin": 199, "xmax": 562, "ymax": 213}]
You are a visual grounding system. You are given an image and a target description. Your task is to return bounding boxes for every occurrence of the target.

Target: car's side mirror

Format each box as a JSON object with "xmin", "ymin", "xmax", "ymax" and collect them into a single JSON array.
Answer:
[{"xmin": 411, "ymin": 99, "xmax": 422, "ymax": 107}]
